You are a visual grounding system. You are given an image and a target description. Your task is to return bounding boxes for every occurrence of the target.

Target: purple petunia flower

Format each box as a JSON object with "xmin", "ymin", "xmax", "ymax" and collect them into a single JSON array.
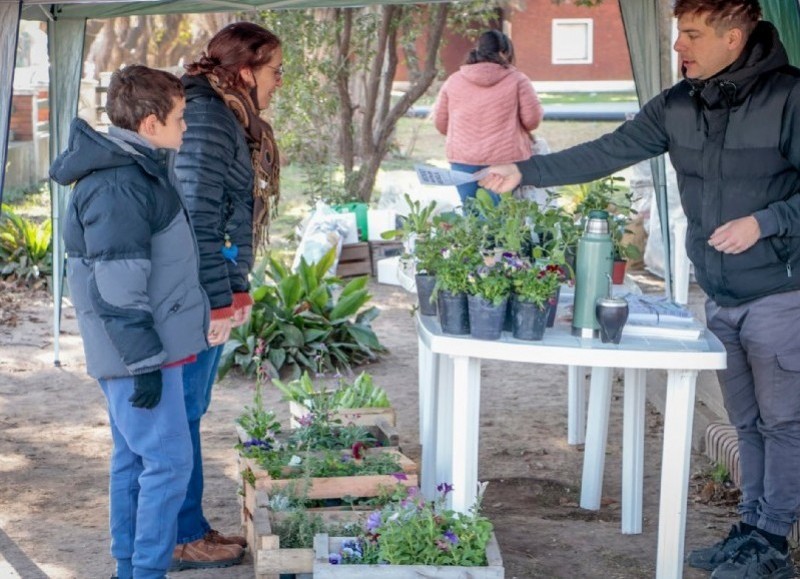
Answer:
[
  {"xmin": 329, "ymin": 553, "xmax": 341, "ymax": 564},
  {"xmin": 391, "ymin": 472, "xmax": 408, "ymax": 481},
  {"xmin": 436, "ymin": 482, "xmax": 454, "ymax": 496},
  {"xmin": 366, "ymin": 511, "xmax": 382, "ymax": 533},
  {"xmin": 444, "ymin": 530, "xmax": 459, "ymax": 544}
]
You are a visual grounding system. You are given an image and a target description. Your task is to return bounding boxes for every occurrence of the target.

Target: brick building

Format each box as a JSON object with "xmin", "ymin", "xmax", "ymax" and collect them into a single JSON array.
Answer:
[{"xmin": 431, "ymin": 0, "xmax": 634, "ymax": 90}]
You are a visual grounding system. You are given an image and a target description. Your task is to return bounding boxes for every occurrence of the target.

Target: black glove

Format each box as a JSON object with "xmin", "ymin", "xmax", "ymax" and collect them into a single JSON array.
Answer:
[{"xmin": 129, "ymin": 370, "xmax": 163, "ymax": 409}]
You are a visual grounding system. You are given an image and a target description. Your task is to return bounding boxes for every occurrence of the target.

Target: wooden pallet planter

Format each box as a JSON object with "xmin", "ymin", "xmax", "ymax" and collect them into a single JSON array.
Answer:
[
  {"xmin": 236, "ymin": 425, "xmax": 417, "ymax": 501},
  {"xmin": 242, "ymin": 448, "xmax": 417, "ymax": 500},
  {"xmin": 289, "ymin": 399, "xmax": 397, "ymax": 429},
  {"xmin": 336, "ymin": 242, "xmax": 371, "ymax": 278},
  {"xmin": 242, "ymin": 486, "xmax": 369, "ymax": 579},
  {"xmin": 312, "ymin": 533, "xmax": 505, "ymax": 578}
]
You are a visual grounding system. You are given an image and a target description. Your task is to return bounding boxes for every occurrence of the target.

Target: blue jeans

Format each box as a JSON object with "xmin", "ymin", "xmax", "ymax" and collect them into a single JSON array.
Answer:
[
  {"xmin": 176, "ymin": 345, "xmax": 223, "ymax": 544},
  {"xmin": 706, "ymin": 290, "xmax": 800, "ymax": 537},
  {"xmin": 450, "ymin": 162, "xmax": 501, "ymax": 208},
  {"xmin": 100, "ymin": 366, "xmax": 192, "ymax": 579}
]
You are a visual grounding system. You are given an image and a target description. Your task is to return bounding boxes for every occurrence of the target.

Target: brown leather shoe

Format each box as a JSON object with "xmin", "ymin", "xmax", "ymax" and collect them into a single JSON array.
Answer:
[
  {"xmin": 205, "ymin": 528, "xmax": 247, "ymax": 548},
  {"xmin": 170, "ymin": 537, "xmax": 244, "ymax": 571}
]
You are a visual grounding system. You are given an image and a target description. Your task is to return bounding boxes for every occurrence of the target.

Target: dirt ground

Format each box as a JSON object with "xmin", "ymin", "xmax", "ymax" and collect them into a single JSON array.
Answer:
[{"xmin": 0, "ymin": 274, "xmax": 747, "ymax": 579}]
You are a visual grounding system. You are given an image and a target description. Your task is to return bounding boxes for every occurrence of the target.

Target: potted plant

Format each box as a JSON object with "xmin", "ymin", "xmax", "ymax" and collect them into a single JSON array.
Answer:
[
  {"xmin": 510, "ymin": 262, "xmax": 563, "ymax": 340},
  {"xmin": 466, "ymin": 261, "xmax": 512, "ymax": 340},
  {"xmin": 434, "ymin": 243, "xmax": 482, "ymax": 336},
  {"xmin": 313, "ymin": 483, "xmax": 503, "ymax": 577},
  {"xmin": 610, "ymin": 213, "xmax": 642, "ymax": 284}
]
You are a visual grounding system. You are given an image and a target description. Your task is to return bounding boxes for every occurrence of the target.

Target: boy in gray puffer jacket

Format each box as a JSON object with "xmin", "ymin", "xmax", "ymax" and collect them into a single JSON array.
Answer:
[{"xmin": 50, "ymin": 65, "xmax": 209, "ymax": 579}]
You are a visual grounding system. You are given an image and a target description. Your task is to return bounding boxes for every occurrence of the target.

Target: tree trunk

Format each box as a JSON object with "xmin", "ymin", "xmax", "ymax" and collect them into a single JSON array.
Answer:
[{"xmin": 353, "ymin": 3, "xmax": 449, "ymax": 202}]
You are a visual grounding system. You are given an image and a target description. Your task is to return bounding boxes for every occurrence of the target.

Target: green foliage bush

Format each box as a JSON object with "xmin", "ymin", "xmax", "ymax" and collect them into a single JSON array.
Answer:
[
  {"xmin": 0, "ymin": 204, "xmax": 52, "ymax": 286},
  {"xmin": 218, "ymin": 247, "xmax": 386, "ymax": 380}
]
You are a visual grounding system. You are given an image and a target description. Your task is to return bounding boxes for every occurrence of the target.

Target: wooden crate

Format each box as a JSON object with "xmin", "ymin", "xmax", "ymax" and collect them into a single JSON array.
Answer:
[
  {"xmin": 242, "ymin": 485, "xmax": 368, "ymax": 579},
  {"xmin": 313, "ymin": 533, "xmax": 505, "ymax": 578},
  {"xmin": 368, "ymin": 240, "xmax": 404, "ymax": 276},
  {"xmin": 336, "ymin": 242, "xmax": 371, "ymax": 277},
  {"xmin": 242, "ymin": 448, "xmax": 417, "ymax": 500},
  {"xmin": 289, "ymin": 400, "xmax": 397, "ymax": 430},
  {"xmin": 236, "ymin": 426, "xmax": 417, "ymax": 501}
]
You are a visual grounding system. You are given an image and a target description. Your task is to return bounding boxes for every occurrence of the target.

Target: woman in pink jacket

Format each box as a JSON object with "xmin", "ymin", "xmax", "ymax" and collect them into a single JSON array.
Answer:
[{"xmin": 433, "ymin": 30, "xmax": 544, "ymax": 207}]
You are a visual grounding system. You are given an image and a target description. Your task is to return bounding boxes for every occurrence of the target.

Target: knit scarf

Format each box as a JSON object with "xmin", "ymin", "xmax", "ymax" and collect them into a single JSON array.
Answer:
[{"xmin": 207, "ymin": 73, "xmax": 280, "ymax": 247}]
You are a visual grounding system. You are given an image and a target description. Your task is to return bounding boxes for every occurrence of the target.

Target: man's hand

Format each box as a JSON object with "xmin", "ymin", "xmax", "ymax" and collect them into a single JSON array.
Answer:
[
  {"xmin": 230, "ymin": 304, "xmax": 252, "ymax": 328},
  {"xmin": 708, "ymin": 216, "xmax": 760, "ymax": 254},
  {"xmin": 208, "ymin": 317, "xmax": 232, "ymax": 346},
  {"xmin": 478, "ymin": 164, "xmax": 522, "ymax": 194},
  {"xmin": 130, "ymin": 370, "xmax": 163, "ymax": 409}
]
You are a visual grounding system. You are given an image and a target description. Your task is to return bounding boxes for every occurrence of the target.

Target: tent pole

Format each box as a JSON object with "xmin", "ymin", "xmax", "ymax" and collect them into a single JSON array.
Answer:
[
  {"xmin": 48, "ymin": 17, "xmax": 86, "ymax": 366},
  {"xmin": 0, "ymin": 0, "xmax": 22, "ymax": 205}
]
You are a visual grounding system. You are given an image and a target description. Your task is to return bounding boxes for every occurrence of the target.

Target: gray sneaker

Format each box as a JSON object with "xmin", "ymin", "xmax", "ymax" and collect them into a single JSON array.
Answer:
[
  {"xmin": 688, "ymin": 523, "xmax": 753, "ymax": 571},
  {"xmin": 710, "ymin": 532, "xmax": 795, "ymax": 579}
]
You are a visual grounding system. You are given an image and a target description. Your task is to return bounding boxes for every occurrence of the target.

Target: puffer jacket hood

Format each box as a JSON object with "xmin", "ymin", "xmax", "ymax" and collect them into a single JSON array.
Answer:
[
  {"xmin": 50, "ymin": 118, "xmax": 159, "ymax": 185},
  {"xmin": 458, "ymin": 62, "xmax": 517, "ymax": 88}
]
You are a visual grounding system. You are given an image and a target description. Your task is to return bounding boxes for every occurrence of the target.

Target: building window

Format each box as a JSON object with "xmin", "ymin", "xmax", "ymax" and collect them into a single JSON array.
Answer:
[{"xmin": 552, "ymin": 19, "xmax": 593, "ymax": 65}]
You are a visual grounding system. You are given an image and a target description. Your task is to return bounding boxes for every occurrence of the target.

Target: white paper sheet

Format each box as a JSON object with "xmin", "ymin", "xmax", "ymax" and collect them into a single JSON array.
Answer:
[{"xmin": 414, "ymin": 164, "xmax": 488, "ymax": 187}]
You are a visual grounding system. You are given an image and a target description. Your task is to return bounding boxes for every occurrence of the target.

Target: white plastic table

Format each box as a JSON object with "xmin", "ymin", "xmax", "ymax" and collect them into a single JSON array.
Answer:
[{"xmin": 417, "ymin": 314, "xmax": 726, "ymax": 579}]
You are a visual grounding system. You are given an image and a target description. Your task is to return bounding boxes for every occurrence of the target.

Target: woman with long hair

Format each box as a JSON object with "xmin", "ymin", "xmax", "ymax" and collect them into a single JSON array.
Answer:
[
  {"xmin": 433, "ymin": 29, "xmax": 543, "ymax": 207},
  {"xmin": 172, "ymin": 21, "xmax": 282, "ymax": 570}
]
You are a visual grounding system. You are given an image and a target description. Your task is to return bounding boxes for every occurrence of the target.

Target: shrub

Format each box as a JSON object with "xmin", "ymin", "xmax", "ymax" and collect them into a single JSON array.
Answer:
[
  {"xmin": 218, "ymin": 247, "xmax": 386, "ymax": 380},
  {"xmin": 0, "ymin": 204, "xmax": 52, "ymax": 287}
]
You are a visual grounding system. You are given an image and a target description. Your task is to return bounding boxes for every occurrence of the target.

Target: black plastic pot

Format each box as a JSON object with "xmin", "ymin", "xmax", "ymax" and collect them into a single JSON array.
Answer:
[
  {"xmin": 546, "ymin": 285, "xmax": 562, "ymax": 328},
  {"xmin": 511, "ymin": 296, "xmax": 549, "ymax": 341},
  {"xmin": 437, "ymin": 290, "xmax": 470, "ymax": 335},
  {"xmin": 468, "ymin": 295, "xmax": 508, "ymax": 341},
  {"xmin": 415, "ymin": 273, "xmax": 437, "ymax": 316}
]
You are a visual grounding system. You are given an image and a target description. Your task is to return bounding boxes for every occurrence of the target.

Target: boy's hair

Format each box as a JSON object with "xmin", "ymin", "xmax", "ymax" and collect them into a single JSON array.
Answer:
[
  {"xmin": 184, "ymin": 22, "xmax": 281, "ymax": 92},
  {"xmin": 105, "ymin": 65, "xmax": 185, "ymax": 131},
  {"xmin": 673, "ymin": 0, "xmax": 762, "ymax": 39}
]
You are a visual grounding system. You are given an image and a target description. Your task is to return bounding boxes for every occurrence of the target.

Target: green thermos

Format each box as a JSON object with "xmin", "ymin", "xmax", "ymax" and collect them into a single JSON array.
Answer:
[{"xmin": 572, "ymin": 210, "xmax": 614, "ymax": 338}]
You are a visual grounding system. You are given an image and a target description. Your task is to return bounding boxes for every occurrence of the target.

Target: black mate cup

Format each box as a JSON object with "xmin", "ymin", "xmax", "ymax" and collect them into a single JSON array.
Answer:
[{"xmin": 595, "ymin": 296, "xmax": 629, "ymax": 344}]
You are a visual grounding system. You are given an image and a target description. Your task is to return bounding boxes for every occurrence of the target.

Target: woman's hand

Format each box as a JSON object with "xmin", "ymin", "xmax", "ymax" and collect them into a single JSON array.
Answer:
[{"xmin": 208, "ymin": 317, "xmax": 232, "ymax": 346}]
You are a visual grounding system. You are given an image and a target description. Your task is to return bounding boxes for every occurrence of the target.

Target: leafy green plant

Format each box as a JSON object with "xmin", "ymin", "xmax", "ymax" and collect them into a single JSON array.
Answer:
[
  {"xmin": 327, "ymin": 483, "xmax": 493, "ymax": 566},
  {"xmin": 275, "ymin": 370, "xmax": 391, "ymax": 411},
  {"xmin": 0, "ymin": 204, "xmax": 52, "ymax": 286},
  {"xmin": 218, "ymin": 247, "xmax": 386, "ymax": 380},
  {"xmin": 466, "ymin": 263, "xmax": 512, "ymax": 306},
  {"xmin": 511, "ymin": 263, "xmax": 565, "ymax": 309}
]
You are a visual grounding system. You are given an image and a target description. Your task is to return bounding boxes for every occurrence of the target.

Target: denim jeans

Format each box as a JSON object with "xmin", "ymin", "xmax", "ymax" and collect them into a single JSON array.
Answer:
[
  {"xmin": 450, "ymin": 162, "xmax": 501, "ymax": 208},
  {"xmin": 706, "ymin": 290, "xmax": 800, "ymax": 537},
  {"xmin": 99, "ymin": 366, "xmax": 192, "ymax": 579},
  {"xmin": 176, "ymin": 345, "xmax": 223, "ymax": 544}
]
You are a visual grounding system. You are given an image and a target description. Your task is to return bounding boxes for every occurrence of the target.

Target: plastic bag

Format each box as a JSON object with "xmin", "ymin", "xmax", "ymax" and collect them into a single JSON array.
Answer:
[{"xmin": 292, "ymin": 201, "xmax": 355, "ymax": 275}]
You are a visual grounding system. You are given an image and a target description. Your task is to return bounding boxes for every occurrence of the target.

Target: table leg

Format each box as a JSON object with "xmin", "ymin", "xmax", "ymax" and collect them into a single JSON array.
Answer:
[
  {"xmin": 568, "ymin": 365, "xmax": 587, "ymax": 445},
  {"xmin": 622, "ymin": 368, "xmax": 646, "ymax": 534},
  {"xmin": 432, "ymin": 356, "xmax": 454, "ymax": 502},
  {"xmin": 580, "ymin": 367, "xmax": 613, "ymax": 510},
  {"xmin": 419, "ymin": 338, "xmax": 440, "ymax": 500},
  {"xmin": 656, "ymin": 369, "xmax": 697, "ymax": 579},
  {"xmin": 449, "ymin": 355, "xmax": 481, "ymax": 514}
]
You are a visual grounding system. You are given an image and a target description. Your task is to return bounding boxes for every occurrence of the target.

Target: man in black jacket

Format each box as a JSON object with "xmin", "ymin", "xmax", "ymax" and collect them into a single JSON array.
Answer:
[{"xmin": 482, "ymin": 1, "xmax": 799, "ymax": 578}]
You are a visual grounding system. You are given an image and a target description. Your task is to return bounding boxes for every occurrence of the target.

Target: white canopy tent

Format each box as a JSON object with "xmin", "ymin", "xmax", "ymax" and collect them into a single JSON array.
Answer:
[{"xmin": 0, "ymin": 0, "xmax": 798, "ymax": 364}]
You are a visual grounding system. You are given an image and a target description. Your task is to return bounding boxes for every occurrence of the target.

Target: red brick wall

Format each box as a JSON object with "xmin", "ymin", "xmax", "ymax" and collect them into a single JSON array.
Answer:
[
  {"xmin": 398, "ymin": 0, "xmax": 634, "ymax": 84},
  {"xmin": 10, "ymin": 94, "xmax": 34, "ymax": 142},
  {"xmin": 508, "ymin": 0, "xmax": 632, "ymax": 82}
]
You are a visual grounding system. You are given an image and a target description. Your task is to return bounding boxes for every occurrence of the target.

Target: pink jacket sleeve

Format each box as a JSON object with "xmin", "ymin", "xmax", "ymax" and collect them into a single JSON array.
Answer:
[
  {"xmin": 433, "ymin": 85, "xmax": 449, "ymax": 135},
  {"xmin": 517, "ymin": 75, "xmax": 544, "ymax": 132}
]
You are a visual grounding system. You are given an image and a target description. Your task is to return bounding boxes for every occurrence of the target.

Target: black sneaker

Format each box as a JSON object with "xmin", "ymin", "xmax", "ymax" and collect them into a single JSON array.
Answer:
[
  {"xmin": 710, "ymin": 532, "xmax": 795, "ymax": 579},
  {"xmin": 688, "ymin": 523, "xmax": 753, "ymax": 571}
]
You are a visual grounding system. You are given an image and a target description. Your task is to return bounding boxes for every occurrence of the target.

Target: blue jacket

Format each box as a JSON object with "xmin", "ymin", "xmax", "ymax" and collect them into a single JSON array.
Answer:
[
  {"xmin": 518, "ymin": 22, "xmax": 800, "ymax": 307},
  {"xmin": 51, "ymin": 119, "xmax": 210, "ymax": 379},
  {"xmin": 175, "ymin": 75, "xmax": 255, "ymax": 312}
]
